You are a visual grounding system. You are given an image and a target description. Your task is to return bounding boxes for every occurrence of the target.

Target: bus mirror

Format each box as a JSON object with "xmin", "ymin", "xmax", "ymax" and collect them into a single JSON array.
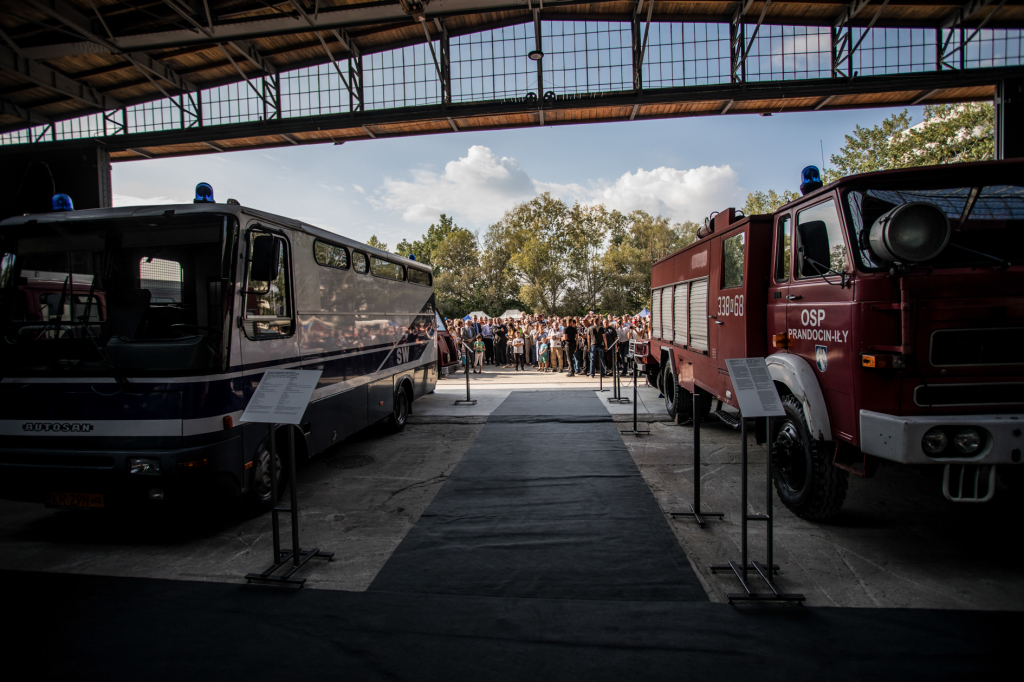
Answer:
[
  {"xmin": 250, "ymin": 235, "xmax": 281, "ymax": 282},
  {"xmin": 797, "ymin": 220, "xmax": 830, "ymax": 276}
]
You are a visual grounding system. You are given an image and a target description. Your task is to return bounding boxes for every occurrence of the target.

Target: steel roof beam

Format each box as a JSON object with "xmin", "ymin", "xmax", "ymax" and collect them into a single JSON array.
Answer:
[
  {"xmin": 16, "ymin": 64, "xmax": 1014, "ymax": 156},
  {"xmin": 0, "ymin": 43, "xmax": 124, "ymax": 111},
  {"xmin": 0, "ymin": 94, "xmax": 54, "ymax": 128}
]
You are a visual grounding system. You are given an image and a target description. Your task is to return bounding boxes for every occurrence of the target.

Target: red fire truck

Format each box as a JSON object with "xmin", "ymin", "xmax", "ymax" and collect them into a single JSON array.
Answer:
[{"xmin": 642, "ymin": 160, "xmax": 1023, "ymax": 519}]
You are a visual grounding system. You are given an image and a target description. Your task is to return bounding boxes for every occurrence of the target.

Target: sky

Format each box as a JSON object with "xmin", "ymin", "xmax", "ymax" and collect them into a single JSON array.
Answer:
[{"xmin": 112, "ymin": 105, "xmax": 922, "ymax": 250}]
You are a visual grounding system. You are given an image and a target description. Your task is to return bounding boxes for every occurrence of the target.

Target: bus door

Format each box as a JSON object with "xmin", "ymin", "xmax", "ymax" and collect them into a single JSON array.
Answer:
[{"xmin": 238, "ymin": 226, "xmax": 298, "ymax": 397}]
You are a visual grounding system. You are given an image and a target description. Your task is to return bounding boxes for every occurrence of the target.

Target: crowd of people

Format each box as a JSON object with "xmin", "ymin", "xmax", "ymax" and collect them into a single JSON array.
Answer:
[{"xmin": 446, "ymin": 314, "xmax": 652, "ymax": 378}]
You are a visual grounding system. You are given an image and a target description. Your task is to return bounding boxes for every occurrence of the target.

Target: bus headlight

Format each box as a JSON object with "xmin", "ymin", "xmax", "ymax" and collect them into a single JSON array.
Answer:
[
  {"xmin": 953, "ymin": 428, "xmax": 982, "ymax": 454},
  {"xmin": 922, "ymin": 428, "xmax": 948, "ymax": 455},
  {"xmin": 129, "ymin": 458, "xmax": 161, "ymax": 476},
  {"xmin": 869, "ymin": 202, "xmax": 950, "ymax": 263}
]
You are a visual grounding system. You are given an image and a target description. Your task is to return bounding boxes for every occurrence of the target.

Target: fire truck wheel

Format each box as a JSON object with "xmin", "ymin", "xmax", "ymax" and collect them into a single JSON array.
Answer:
[
  {"xmin": 771, "ymin": 394, "xmax": 848, "ymax": 520},
  {"xmin": 663, "ymin": 367, "xmax": 679, "ymax": 419}
]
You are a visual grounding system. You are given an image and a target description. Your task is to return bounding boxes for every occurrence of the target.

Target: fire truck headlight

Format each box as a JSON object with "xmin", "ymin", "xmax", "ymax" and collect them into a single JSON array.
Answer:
[
  {"xmin": 922, "ymin": 428, "xmax": 948, "ymax": 455},
  {"xmin": 953, "ymin": 428, "xmax": 983, "ymax": 454},
  {"xmin": 869, "ymin": 202, "xmax": 950, "ymax": 263}
]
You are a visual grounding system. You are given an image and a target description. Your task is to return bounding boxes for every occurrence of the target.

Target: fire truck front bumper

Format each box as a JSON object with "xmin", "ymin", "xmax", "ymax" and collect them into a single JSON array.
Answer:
[{"xmin": 860, "ymin": 410, "xmax": 1024, "ymax": 465}]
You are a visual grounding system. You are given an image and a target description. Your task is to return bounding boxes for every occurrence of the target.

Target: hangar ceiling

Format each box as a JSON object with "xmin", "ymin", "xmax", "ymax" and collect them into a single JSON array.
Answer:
[{"xmin": 1, "ymin": 0, "xmax": 1022, "ymax": 160}]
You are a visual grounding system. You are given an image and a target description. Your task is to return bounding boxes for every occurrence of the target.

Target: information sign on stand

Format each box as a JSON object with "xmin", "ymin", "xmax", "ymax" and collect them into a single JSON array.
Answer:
[
  {"xmin": 242, "ymin": 369, "xmax": 333, "ymax": 587},
  {"xmin": 709, "ymin": 358, "xmax": 804, "ymax": 603}
]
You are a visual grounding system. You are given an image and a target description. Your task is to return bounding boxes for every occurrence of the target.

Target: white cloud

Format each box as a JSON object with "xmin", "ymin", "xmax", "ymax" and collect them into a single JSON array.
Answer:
[
  {"xmin": 112, "ymin": 193, "xmax": 188, "ymax": 207},
  {"xmin": 379, "ymin": 145, "xmax": 535, "ymax": 224},
  {"xmin": 547, "ymin": 165, "xmax": 742, "ymax": 224},
  {"xmin": 352, "ymin": 184, "xmax": 365, "ymax": 194},
  {"xmin": 378, "ymin": 145, "xmax": 741, "ymax": 227}
]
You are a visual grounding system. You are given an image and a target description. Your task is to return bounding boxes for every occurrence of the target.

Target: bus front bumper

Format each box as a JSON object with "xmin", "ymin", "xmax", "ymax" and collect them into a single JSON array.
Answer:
[
  {"xmin": 859, "ymin": 410, "xmax": 1024, "ymax": 465},
  {"xmin": 0, "ymin": 436, "xmax": 244, "ymax": 507}
]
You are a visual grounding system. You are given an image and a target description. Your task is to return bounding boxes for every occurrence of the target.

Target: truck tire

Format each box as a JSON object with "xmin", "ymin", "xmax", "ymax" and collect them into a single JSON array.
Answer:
[
  {"xmin": 663, "ymin": 366, "xmax": 696, "ymax": 422},
  {"xmin": 771, "ymin": 394, "xmax": 848, "ymax": 520}
]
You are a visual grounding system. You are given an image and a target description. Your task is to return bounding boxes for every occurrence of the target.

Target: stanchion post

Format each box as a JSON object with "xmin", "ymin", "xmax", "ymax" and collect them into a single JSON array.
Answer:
[
  {"xmin": 454, "ymin": 341, "xmax": 477, "ymax": 405},
  {"xmin": 766, "ymin": 416, "xmax": 774, "ymax": 573}
]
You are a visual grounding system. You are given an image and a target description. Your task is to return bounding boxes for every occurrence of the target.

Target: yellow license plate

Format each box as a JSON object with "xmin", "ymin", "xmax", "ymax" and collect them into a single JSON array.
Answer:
[{"xmin": 46, "ymin": 492, "xmax": 104, "ymax": 509}]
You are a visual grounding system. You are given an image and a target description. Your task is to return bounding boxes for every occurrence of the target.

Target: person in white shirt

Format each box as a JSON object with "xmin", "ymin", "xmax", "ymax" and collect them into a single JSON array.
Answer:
[
  {"xmin": 482, "ymin": 320, "xmax": 493, "ymax": 365},
  {"xmin": 548, "ymin": 328, "xmax": 563, "ymax": 372},
  {"xmin": 511, "ymin": 332, "xmax": 526, "ymax": 371}
]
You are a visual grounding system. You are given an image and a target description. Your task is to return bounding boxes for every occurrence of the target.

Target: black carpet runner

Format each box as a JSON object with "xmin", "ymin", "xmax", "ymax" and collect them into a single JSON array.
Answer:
[{"xmin": 369, "ymin": 390, "xmax": 706, "ymax": 601}]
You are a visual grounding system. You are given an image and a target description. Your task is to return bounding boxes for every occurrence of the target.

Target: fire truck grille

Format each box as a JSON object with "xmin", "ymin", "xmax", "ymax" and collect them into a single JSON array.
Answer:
[
  {"xmin": 930, "ymin": 327, "xmax": 1024, "ymax": 367},
  {"xmin": 914, "ymin": 383, "xmax": 1024, "ymax": 407}
]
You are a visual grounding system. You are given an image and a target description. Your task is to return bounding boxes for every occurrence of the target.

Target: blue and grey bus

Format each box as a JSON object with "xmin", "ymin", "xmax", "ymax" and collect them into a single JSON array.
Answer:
[{"xmin": 0, "ymin": 191, "xmax": 438, "ymax": 511}]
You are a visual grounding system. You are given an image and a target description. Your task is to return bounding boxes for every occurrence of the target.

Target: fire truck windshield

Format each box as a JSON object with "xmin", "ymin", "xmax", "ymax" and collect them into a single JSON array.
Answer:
[
  {"xmin": 0, "ymin": 216, "xmax": 235, "ymax": 378},
  {"xmin": 845, "ymin": 184, "xmax": 1024, "ymax": 270}
]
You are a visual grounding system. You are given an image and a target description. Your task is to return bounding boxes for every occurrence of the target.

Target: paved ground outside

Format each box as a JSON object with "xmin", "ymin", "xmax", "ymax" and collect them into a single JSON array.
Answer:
[{"xmin": 0, "ymin": 363, "xmax": 1020, "ymax": 610}]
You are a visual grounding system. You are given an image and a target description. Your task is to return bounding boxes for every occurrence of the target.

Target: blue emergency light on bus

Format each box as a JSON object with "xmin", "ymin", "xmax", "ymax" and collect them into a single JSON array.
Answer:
[
  {"xmin": 51, "ymin": 193, "xmax": 74, "ymax": 211},
  {"xmin": 194, "ymin": 182, "xmax": 215, "ymax": 203}
]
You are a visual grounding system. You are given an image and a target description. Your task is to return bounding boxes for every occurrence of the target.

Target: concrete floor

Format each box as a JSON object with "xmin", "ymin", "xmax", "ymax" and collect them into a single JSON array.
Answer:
[{"xmin": 1, "ymin": 363, "xmax": 1021, "ymax": 610}]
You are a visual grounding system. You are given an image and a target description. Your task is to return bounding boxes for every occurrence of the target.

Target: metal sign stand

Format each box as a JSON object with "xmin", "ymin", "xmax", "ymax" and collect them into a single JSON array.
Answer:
[
  {"xmin": 241, "ymin": 368, "xmax": 331, "ymax": 587},
  {"xmin": 671, "ymin": 394, "xmax": 724, "ymax": 527},
  {"xmin": 607, "ymin": 345, "xmax": 629, "ymax": 404},
  {"xmin": 245, "ymin": 424, "xmax": 333, "ymax": 587},
  {"xmin": 454, "ymin": 341, "xmax": 477, "ymax": 405},
  {"xmin": 619, "ymin": 348, "xmax": 649, "ymax": 437},
  {"xmin": 709, "ymin": 416, "xmax": 803, "ymax": 603},
  {"xmin": 702, "ymin": 358, "xmax": 802, "ymax": 603}
]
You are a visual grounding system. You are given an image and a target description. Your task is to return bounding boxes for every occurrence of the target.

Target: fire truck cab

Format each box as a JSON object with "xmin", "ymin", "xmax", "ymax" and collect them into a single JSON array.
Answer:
[{"xmin": 645, "ymin": 160, "xmax": 1024, "ymax": 519}]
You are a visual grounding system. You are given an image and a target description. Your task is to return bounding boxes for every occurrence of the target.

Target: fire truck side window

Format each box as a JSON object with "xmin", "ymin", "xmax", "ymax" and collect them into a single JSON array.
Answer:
[
  {"xmin": 722, "ymin": 233, "xmax": 745, "ymax": 288},
  {"xmin": 796, "ymin": 199, "xmax": 848, "ymax": 279},
  {"xmin": 775, "ymin": 217, "xmax": 791, "ymax": 282}
]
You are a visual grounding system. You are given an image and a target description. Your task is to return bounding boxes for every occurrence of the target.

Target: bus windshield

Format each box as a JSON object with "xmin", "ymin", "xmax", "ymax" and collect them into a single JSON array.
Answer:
[
  {"xmin": 0, "ymin": 215, "xmax": 236, "ymax": 378},
  {"xmin": 845, "ymin": 184, "xmax": 1024, "ymax": 271}
]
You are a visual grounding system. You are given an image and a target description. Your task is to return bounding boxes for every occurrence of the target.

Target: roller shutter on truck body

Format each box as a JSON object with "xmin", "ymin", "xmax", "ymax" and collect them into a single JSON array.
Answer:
[
  {"xmin": 689, "ymin": 278, "xmax": 709, "ymax": 351},
  {"xmin": 662, "ymin": 287, "xmax": 673, "ymax": 342},
  {"xmin": 673, "ymin": 282, "xmax": 688, "ymax": 347},
  {"xmin": 651, "ymin": 288, "xmax": 662, "ymax": 339}
]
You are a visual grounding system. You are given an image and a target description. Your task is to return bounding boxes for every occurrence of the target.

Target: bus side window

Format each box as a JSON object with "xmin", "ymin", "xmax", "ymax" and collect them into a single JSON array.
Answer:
[
  {"xmin": 775, "ymin": 216, "xmax": 791, "ymax": 282},
  {"xmin": 244, "ymin": 231, "xmax": 293, "ymax": 338},
  {"xmin": 352, "ymin": 252, "xmax": 368, "ymax": 274}
]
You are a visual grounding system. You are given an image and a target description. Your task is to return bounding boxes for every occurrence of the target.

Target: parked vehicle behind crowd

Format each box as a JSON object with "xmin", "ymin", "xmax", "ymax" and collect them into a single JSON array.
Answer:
[
  {"xmin": 0, "ymin": 188, "xmax": 441, "ymax": 512},
  {"xmin": 640, "ymin": 160, "xmax": 1024, "ymax": 519}
]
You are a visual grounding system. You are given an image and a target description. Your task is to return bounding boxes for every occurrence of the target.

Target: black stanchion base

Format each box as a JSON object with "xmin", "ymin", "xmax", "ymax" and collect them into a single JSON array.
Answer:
[
  {"xmin": 709, "ymin": 561, "xmax": 804, "ymax": 603},
  {"xmin": 454, "ymin": 399, "xmax": 478, "ymax": 405},
  {"xmin": 606, "ymin": 396, "xmax": 630, "ymax": 404},
  {"xmin": 670, "ymin": 504, "xmax": 724, "ymax": 528},
  {"xmin": 619, "ymin": 428, "xmax": 650, "ymax": 437},
  {"xmin": 245, "ymin": 548, "xmax": 334, "ymax": 587}
]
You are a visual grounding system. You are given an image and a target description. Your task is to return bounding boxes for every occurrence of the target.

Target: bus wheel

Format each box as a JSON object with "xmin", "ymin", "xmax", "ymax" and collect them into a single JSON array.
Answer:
[
  {"xmin": 771, "ymin": 394, "xmax": 848, "ymax": 520},
  {"xmin": 385, "ymin": 388, "xmax": 409, "ymax": 434},
  {"xmin": 244, "ymin": 439, "xmax": 287, "ymax": 515}
]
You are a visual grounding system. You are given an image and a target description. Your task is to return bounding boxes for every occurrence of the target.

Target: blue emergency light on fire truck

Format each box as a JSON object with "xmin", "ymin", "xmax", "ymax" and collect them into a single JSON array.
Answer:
[{"xmin": 0, "ymin": 185, "xmax": 440, "ymax": 511}]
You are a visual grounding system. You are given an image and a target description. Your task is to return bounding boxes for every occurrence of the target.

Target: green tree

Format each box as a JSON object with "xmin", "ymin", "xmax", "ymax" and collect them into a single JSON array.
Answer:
[
  {"xmin": 394, "ymin": 213, "xmax": 462, "ymax": 266},
  {"xmin": 366, "ymin": 235, "xmax": 388, "ymax": 251},
  {"xmin": 742, "ymin": 189, "xmax": 799, "ymax": 216},
  {"xmin": 823, "ymin": 103, "xmax": 993, "ymax": 183},
  {"xmin": 562, "ymin": 203, "xmax": 611, "ymax": 314},
  {"xmin": 601, "ymin": 211, "xmax": 691, "ymax": 315},
  {"xmin": 483, "ymin": 193, "xmax": 571, "ymax": 315}
]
